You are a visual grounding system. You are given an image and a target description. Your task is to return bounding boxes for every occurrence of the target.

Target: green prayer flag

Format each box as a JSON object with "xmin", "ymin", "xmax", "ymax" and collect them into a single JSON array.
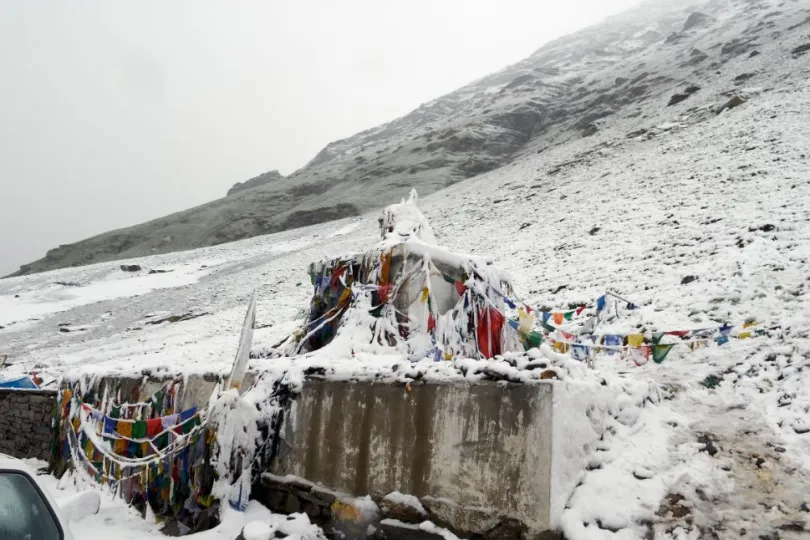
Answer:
[
  {"xmin": 156, "ymin": 433, "xmax": 169, "ymax": 450},
  {"xmin": 132, "ymin": 420, "xmax": 147, "ymax": 439},
  {"xmin": 182, "ymin": 415, "xmax": 198, "ymax": 435},
  {"xmin": 526, "ymin": 331, "xmax": 543, "ymax": 349},
  {"xmin": 652, "ymin": 344, "xmax": 674, "ymax": 364},
  {"xmin": 110, "ymin": 406, "xmax": 121, "ymax": 419},
  {"xmin": 153, "ymin": 391, "xmax": 164, "ymax": 414},
  {"xmin": 442, "ymin": 273, "xmax": 455, "ymax": 284},
  {"xmin": 541, "ymin": 321, "xmax": 556, "ymax": 333},
  {"xmin": 563, "ymin": 311, "xmax": 574, "ymax": 321}
]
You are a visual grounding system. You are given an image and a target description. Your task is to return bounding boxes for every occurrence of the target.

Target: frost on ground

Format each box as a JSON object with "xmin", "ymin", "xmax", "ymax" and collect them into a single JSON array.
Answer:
[{"xmin": 2, "ymin": 0, "xmax": 810, "ymax": 539}]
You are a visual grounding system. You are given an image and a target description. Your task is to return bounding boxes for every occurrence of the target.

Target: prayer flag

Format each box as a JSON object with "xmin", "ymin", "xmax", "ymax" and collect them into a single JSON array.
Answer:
[
  {"xmin": 596, "ymin": 296, "xmax": 606, "ymax": 312},
  {"xmin": 627, "ymin": 334, "xmax": 644, "ymax": 347},
  {"xmin": 652, "ymin": 344, "xmax": 674, "ymax": 363}
]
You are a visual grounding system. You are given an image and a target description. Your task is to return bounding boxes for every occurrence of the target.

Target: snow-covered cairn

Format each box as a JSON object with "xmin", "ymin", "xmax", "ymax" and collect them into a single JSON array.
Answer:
[{"xmin": 268, "ymin": 189, "xmax": 537, "ymax": 362}]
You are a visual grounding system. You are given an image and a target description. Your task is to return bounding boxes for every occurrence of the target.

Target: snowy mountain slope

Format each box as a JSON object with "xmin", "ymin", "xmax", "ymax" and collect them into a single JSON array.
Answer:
[
  {"xmin": 12, "ymin": 0, "xmax": 800, "ymax": 276},
  {"xmin": 2, "ymin": 0, "xmax": 810, "ymax": 538}
]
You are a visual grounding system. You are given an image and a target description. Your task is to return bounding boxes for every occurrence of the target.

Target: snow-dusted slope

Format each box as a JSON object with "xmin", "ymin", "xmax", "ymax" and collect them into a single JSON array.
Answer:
[
  {"xmin": 15, "ymin": 0, "xmax": 805, "ymax": 276},
  {"xmin": 2, "ymin": 0, "xmax": 810, "ymax": 537}
]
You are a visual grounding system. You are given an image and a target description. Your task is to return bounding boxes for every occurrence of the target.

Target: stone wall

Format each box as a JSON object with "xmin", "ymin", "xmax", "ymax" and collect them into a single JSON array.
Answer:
[
  {"xmin": 0, "ymin": 388, "xmax": 57, "ymax": 460},
  {"xmin": 266, "ymin": 379, "xmax": 609, "ymax": 540}
]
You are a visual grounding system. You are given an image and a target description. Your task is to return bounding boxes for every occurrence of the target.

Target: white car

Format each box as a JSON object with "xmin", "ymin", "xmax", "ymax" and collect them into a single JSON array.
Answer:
[{"xmin": 0, "ymin": 453, "xmax": 75, "ymax": 540}]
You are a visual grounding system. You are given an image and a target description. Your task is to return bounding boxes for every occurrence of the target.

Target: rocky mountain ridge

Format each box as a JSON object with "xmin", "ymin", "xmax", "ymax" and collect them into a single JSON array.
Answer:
[{"xmin": 9, "ymin": 0, "xmax": 810, "ymax": 277}]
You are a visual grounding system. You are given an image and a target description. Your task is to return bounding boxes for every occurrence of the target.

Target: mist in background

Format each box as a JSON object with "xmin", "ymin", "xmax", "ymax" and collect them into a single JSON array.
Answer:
[{"xmin": 0, "ymin": 0, "xmax": 640, "ymax": 275}]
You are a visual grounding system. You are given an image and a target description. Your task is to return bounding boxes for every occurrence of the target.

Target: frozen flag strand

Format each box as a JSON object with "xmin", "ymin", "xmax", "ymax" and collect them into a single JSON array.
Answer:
[{"xmin": 257, "ymin": 191, "xmax": 773, "ymax": 368}]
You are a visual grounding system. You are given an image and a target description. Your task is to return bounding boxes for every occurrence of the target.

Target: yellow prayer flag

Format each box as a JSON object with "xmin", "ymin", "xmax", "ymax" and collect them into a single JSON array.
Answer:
[
  {"xmin": 421, "ymin": 287, "xmax": 430, "ymax": 302},
  {"xmin": 553, "ymin": 341, "xmax": 569, "ymax": 353},
  {"xmin": 738, "ymin": 331, "xmax": 752, "ymax": 339},
  {"xmin": 61, "ymin": 389, "xmax": 73, "ymax": 412},
  {"xmin": 627, "ymin": 334, "xmax": 644, "ymax": 347},
  {"xmin": 743, "ymin": 321, "xmax": 757, "ymax": 329},
  {"xmin": 518, "ymin": 308, "xmax": 534, "ymax": 335}
]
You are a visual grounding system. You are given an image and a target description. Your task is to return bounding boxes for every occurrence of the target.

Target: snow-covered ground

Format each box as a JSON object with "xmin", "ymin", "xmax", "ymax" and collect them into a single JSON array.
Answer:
[
  {"xmin": 20, "ymin": 459, "xmax": 325, "ymax": 540},
  {"xmin": 3, "ymin": 0, "xmax": 810, "ymax": 538}
]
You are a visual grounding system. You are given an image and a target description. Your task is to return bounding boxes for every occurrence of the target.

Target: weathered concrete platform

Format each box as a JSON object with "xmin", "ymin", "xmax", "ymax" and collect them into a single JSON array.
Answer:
[{"xmin": 270, "ymin": 379, "xmax": 609, "ymax": 539}]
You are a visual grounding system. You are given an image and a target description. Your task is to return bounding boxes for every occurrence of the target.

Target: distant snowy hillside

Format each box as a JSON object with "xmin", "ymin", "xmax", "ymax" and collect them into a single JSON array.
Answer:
[
  {"xmin": 13, "ymin": 0, "xmax": 805, "ymax": 276},
  {"xmin": 3, "ymin": 0, "xmax": 810, "ymax": 537}
]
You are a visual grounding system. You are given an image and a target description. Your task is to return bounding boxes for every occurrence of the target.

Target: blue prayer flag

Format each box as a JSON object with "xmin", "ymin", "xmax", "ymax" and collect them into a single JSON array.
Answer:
[
  {"xmin": 597, "ymin": 296, "xmax": 606, "ymax": 312},
  {"xmin": 180, "ymin": 407, "xmax": 198, "ymax": 423}
]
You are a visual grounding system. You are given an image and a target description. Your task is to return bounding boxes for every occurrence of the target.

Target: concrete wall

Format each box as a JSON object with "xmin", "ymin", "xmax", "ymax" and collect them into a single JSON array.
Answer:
[
  {"xmin": 272, "ymin": 380, "xmax": 582, "ymax": 538},
  {"xmin": 0, "ymin": 388, "xmax": 58, "ymax": 460}
]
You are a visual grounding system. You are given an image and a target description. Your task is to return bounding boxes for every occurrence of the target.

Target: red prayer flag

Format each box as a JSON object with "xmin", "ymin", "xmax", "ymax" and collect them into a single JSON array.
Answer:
[
  {"xmin": 146, "ymin": 418, "xmax": 162, "ymax": 438},
  {"xmin": 476, "ymin": 308, "xmax": 505, "ymax": 359}
]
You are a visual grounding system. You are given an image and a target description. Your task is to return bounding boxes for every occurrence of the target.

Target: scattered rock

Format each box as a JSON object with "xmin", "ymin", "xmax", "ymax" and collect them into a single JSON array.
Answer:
[
  {"xmin": 800, "ymin": 503, "xmax": 810, "ymax": 513},
  {"xmin": 698, "ymin": 434, "xmax": 719, "ymax": 456},
  {"xmin": 380, "ymin": 493, "xmax": 428, "ymax": 524},
  {"xmin": 734, "ymin": 73, "xmax": 755, "ymax": 85},
  {"xmin": 519, "ymin": 223, "xmax": 532, "ymax": 230},
  {"xmin": 633, "ymin": 468, "xmax": 655, "ymax": 480},
  {"xmin": 668, "ymin": 93, "xmax": 692, "ymax": 106},
  {"xmin": 749, "ymin": 50, "xmax": 760, "ymax": 58},
  {"xmin": 54, "ymin": 281, "xmax": 81, "ymax": 287},
  {"xmin": 681, "ymin": 275, "xmax": 698, "ymax": 285},
  {"xmin": 792, "ymin": 43, "xmax": 810, "ymax": 57},
  {"xmin": 657, "ymin": 493, "xmax": 691, "ymax": 519},
  {"xmin": 376, "ymin": 520, "xmax": 445, "ymax": 540},
  {"xmin": 120, "ymin": 264, "xmax": 142, "ymax": 272},
  {"xmin": 682, "ymin": 11, "xmax": 714, "ymax": 32},
  {"xmin": 702, "ymin": 375, "xmax": 722, "ymax": 389},
  {"xmin": 588, "ymin": 226, "xmax": 601, "ymax": 236},
  {"xmin": 716, "ymin": 95, "xmax": 747, "ymax": 114},
  {"xmin": 540, "ymin": 370, "xmax": 559, "ymax": 380},
  {"xmin": 581, "ymin": 124, "xmax": 599, "ymax": 137},
  {"xmin": 144, "ymin": 312, "xmax": 210, "ymax": 325},
  {"xmin": 793, "ymin": 423, "xmax": 810, "ymax": 435},
  {"xmin": 778, "ymin": 521, "xmax": 807, "ymax": 532},
  {"xmin": 148, "ymin": 269, "xmax": 173, "ymax": 274}
]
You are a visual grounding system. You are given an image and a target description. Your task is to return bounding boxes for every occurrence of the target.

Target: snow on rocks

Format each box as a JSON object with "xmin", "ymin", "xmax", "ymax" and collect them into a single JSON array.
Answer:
[{"xmin": 380, "ymin": 492, "xmax": 428, "ymax": 523}]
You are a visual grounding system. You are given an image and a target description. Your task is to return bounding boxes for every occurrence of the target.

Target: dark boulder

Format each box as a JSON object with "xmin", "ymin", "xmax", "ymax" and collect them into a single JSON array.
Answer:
[{"xmin": 683, "ymin": 12, "xmax": 714, "ymax": 32}]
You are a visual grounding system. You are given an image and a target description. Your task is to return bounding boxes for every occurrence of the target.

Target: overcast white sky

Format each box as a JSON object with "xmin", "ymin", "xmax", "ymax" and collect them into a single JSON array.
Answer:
[{"xmin": 0, "ymin": 0, "xmax": 640, "ymax": 276}]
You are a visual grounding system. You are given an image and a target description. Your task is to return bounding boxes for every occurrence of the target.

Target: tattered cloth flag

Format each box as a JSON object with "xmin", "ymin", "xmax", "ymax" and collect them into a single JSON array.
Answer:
[{"xmin": 651, "ymin": 334, "xmax": 674, "ymax": 364}]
